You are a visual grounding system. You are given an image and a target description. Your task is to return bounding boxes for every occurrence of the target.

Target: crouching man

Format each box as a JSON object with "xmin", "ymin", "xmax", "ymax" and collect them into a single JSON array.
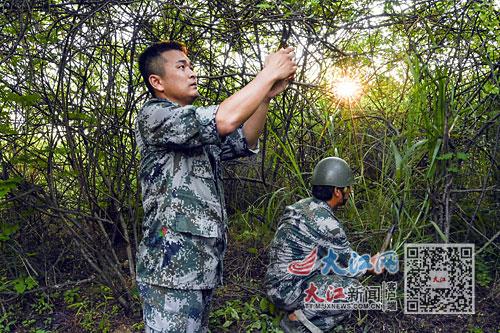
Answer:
[{"xmin": 265, "ymin": 157, "xmax": 381, "ymax": 333}]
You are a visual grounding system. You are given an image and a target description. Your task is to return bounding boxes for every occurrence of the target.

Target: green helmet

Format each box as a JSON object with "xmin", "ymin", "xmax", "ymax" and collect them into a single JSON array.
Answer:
[{"xmin": 311, "ymin": 157, "xmax": 354, "ymax": 187}]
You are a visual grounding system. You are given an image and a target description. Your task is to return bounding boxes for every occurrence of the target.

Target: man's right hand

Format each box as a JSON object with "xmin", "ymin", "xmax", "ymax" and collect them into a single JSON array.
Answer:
[
  {"xmin": 267, "ymin": 78, "xmax": 291, "ymax": 99},
  {"xmin": 263, "ymin": 47, "xmax": 297, "ymax": 81},
  {"xmin": 368, "ymin": 252, "xmax": 385, "ymax": 275}
]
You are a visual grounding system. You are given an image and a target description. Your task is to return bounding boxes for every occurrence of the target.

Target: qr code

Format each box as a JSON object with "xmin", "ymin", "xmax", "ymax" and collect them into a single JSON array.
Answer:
[{"xmin": 404, "ymin": 243, "xmax": 474, "ymax": 314}]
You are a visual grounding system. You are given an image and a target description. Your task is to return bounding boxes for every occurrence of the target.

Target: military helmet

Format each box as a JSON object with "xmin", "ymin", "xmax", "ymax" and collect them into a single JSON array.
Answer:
[{"xmin": 311, "ymin": 157, "xmax": 354, "ymax": 187}]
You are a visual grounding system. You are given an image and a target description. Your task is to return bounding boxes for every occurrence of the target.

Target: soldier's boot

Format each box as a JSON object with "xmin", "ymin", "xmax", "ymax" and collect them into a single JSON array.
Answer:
[
  {"xmin": 280, "ymin": 310, "xmax": 323, "ymax": 333},
  {"xmin": 280, "ymin": 315, "xmax": 307, "ymax": 333}
]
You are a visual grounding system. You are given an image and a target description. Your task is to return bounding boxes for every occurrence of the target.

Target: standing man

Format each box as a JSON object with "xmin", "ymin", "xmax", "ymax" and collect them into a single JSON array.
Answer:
[
  {"xmin": 265, "ymin": 157, "xmax": 381, "ymax": 333},
  {"xmin": 135, "ymin": 41, "xmax": 297, "ymax": 332}
]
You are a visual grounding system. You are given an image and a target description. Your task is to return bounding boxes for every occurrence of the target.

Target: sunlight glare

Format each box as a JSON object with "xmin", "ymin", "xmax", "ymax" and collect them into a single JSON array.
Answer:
[{"xmin": 332, "ymin": 77, "xmax": 362, "ymax": 101}]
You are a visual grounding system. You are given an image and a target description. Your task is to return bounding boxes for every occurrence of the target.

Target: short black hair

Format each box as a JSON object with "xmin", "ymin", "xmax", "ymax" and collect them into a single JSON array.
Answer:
[
  {"xmin": 312, "ymin": 185, "xmax": 334, "ymax": 201},
  {"xmin": 312, "ymin": 185, "xmax": 345, "ymax": 201},
  {"xmin": 138, "ymin": 41, "xmax": 188, "ymax": 96}
]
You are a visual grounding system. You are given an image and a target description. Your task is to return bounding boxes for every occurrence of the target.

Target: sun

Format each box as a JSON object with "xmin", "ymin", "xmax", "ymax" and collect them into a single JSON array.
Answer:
[{"xmin": 332, "ymin": 76, "xmax": 363, "ymax": 101}]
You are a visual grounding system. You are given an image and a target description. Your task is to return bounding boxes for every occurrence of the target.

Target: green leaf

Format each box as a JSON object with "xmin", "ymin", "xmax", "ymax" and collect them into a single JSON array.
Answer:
[
  {"xmin": 6, "ymin": 92, "xmax": 41, "ymax": 106},
  {"xmin": 256, "ymin": 2, "xmax": 272, "ymax": 9},
  {"xmin": 483, "ymin": 82, "xmax": 499, "ymax": 95},
  {"xmin": 67, "ymin": 112, "xmax": 91, "ymax": 121},
  {"xmin": 456, "ymin": 152, "xmax": 468, "ymax": 160},
  {"xmin": 430, "ymin": 221, "xmax": 448, "ymax": 242},
  {"xmin": 247, "ymin": 247, "xmax": 258, "ymax": 255},
  {"xmin": 23, "ymin": 93, "xmax": 41, "ymax": 105},
  {"xmin": 14, "ymin": 279, "xmax": 26, "ymax": 294},
  {"xmin": 0, "ymin": 222, "xmax": 20, "ymax": 241},
  {"xmin": 222, "ymin": 320, "xmax": 233, "ymax": 328},
  {"xmin": 0, "ymin": 177, "xmax": 22, "ymax": 199},
  {"xmin": 229, "ymin": 307, "xmax": 239, "ymax": 320},
  {"xmin": 437, "ymin": 153, "xmax": 453, "ymax": 160},
  {"xmin": 390, "ymin": 141, "xmax": 402, "ymax": 171},
  {"xmin": 0, "ymin": 123, "xmax": 17, "ymax": 135},
  {"xmin": 269, "ymin": 301, "xmax": 276, "ymax": 315},
  {"xmin": 390, "ymin": 140, "xmax": 403, "ymax": 180},
  {"xmin": 259, "ymin": 297, "xmax": 269, "ymax": 312},
  {"xmin": 25, "ymin": 277, "xmax": 38, "ymax": 290},
  {"xmin": 249, "ymin": 320, "xmax": 262, "ymax": 329}
]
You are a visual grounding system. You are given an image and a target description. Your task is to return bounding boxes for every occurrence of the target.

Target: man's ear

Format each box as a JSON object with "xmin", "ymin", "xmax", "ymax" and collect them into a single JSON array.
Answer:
[
  {"xmin": 333, "ymin": 187, "xmax": 342, "ymax": 199},
  {"xmin": 149, "ymin": 74, "xmax": 164, "ymax": 92}
]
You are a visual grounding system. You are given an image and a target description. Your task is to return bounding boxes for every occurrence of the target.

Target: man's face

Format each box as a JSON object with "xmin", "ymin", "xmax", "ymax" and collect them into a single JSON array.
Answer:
[
  {"xmin": 326, "ymin": 186, "xmax": 352, "ymax": 209},
  {"xmin": 339, "ymin": 186, "xmax": 351, "ymax": 206},
  {"xmin": 151, "ymin": 50, "xmax": 199, "ymax": 106}
]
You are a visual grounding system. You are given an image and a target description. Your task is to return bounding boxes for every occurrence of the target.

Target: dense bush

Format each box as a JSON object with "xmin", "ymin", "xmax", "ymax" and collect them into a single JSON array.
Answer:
[{"xmin": 1, "ymin": 0, "xmax": 498, "ymax": 331}]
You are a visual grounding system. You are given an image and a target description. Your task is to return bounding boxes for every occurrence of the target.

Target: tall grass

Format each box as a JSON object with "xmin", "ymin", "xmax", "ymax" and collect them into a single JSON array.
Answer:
[{"xmin": 230, "ymin": 55, "xmax": 490, "ymax": 257}]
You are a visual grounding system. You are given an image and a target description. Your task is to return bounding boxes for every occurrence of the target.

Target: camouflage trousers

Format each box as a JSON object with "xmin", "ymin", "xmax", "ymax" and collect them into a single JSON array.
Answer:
[
  {"xmin": 270, "ymin": 274, "xmax": 362, "ymax": 332},
  {"xmin": 138, "ymin": 282, "xmax": 213, "ymax": 333}
]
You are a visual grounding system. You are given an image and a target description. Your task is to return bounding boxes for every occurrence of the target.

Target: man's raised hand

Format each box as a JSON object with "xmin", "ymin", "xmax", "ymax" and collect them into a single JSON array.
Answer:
[{"xmin": 263, "ymin": 47, "xmax": 297, "ymax": 82}]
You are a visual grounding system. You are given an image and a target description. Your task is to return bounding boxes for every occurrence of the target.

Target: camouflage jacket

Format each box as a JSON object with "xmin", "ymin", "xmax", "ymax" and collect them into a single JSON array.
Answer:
[
  {"xmin": 265, "ymin": 197, "xmax": 354, "ymax": 304},
  {"xmin": 135, "ymin": 98, "xmax": 256, "ymax": 289}
]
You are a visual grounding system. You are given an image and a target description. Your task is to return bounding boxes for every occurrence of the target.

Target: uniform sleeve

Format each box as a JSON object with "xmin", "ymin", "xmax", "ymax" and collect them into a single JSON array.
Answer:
[
  {"xmin": 220, "ymin": 126, "xmax": 259, "ymax": 161},
  {"xmin": 267, "ymin": 208, "xmax": 316, "ymax": 275},
  {"xmin": 326, "ymin": 227, "xmax": 353, "ymax": 269},
  {"xmin": 137, "ymin": 100, "xmax": 222, "ymax": 149}
]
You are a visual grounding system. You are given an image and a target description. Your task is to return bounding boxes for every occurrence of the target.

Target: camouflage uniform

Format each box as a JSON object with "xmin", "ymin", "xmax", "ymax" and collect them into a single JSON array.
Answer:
[
  {"xmin": 265, "ymin": 197, "xmax": 362, "ymax": 332},
  {"xmin": 135, "ymin": 98, "xmax": 256, "ymax": 332}
]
